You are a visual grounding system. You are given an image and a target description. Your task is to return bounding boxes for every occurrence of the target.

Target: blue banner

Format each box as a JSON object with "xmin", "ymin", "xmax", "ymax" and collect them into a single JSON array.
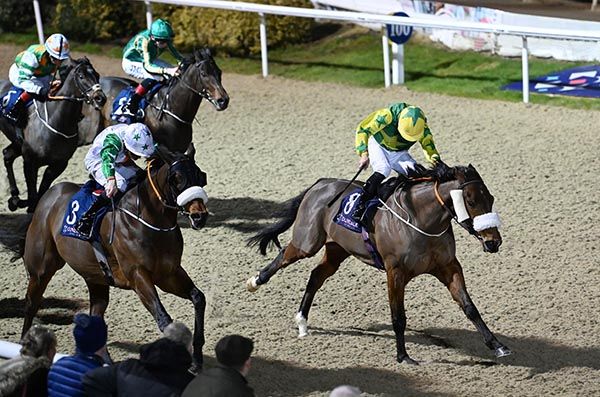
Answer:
[{"xmin": 503, "ymin": 65, "xmax": 600, "ymax": 98}]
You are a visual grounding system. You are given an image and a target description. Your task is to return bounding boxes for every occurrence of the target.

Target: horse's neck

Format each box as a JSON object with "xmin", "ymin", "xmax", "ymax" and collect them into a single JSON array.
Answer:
[
  {"xmin": 35, "ymin": 76, "xmax": 82, "ymax": 129},
  {"xmin": 393, "ymin": 181, "xmax": 456, "ymax": 228},
  {"xmin": 123, "ymin": 173, "xmax": 178, "ymax": 227},
  {"xmin": 159, "ymin": 75, "xmax": 202, "ymax": 118}
]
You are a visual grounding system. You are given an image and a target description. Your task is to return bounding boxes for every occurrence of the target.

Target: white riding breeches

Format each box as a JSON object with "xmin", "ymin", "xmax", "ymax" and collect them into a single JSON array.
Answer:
[
  {"xmin": 122, "ymin": 58, "xmax": 173, "ymax": 80},
  {"xmin": 86, "ymin": 160, "xmax": 139, "ymax": 192},
  {"xmin": 8, "ymin": 64, "xmax": 52, "ymax": 95},
  {"xmin": 368, "ymin": 135, "xmax": 417, "ymax": 177}
]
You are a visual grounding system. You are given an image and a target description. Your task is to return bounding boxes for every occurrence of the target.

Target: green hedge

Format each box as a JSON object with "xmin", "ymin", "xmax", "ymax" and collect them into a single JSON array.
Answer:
[
  {"xmin": 169, "ymin": 0, "xmax": 315, "ymax": 56},
  {"xmin": 0, "ymin": 0, "xmax": 55, "ymax": 33},
  {"xmin": 53, "ymin": 0, "xmax": 144, "ymax": 42}
]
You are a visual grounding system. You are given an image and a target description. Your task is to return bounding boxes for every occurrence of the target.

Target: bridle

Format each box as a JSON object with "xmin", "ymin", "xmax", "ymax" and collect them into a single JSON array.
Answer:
[
  {"xmin": 48, "ymin": 61, "xmax": 102, "ymax": 105},
  {"xmin": 150, "ymin": 59, "xmax": 221, "ymax": 124}
]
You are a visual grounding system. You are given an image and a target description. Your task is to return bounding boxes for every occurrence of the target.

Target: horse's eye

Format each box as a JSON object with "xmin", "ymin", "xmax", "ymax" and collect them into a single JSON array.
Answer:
[{"xmin": 466, "ymin": 199, "xmax": 476, "ymax": 207}]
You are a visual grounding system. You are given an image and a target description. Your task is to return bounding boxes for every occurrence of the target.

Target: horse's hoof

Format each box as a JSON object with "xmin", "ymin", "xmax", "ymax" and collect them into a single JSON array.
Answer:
[
  {"xmin": 246, "ymin": 275, "xmax": 260, "ymax": 292},
  {"xmin": 495, "ymin": 345, "xmax": 512, "ymax": 358},
  {"xmin": 7, "ymin": 197, "xmax": 18, "ymax": 212},
  {"xmin": 295, "ymin": 312, "xmax": 308, "ymax": 337},
  {"xmin": 398, "ymin": 355, "xmax": 419, "ymax": 365}
]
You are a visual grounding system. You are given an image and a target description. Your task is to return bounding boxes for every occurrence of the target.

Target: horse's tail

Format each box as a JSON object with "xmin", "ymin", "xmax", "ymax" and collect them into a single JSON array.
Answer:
[{"xmin": 248, "ymin": 180, "xmax": 322, "ymax": 255}]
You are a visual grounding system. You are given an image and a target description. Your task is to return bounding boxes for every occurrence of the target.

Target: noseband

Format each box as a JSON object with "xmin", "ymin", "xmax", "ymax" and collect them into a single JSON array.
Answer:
[
  {"xmin": 433, "ymin": 178, "xmax": 500, "ymax": 241},
  {"xmin": 146, "ymin": 158, "xmax": 208, "ymax": 216}
]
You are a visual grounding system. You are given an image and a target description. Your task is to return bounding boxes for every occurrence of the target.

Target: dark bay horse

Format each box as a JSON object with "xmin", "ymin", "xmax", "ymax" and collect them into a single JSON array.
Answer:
[
  {"xmin": 22, "ymin": 149, "xmax": 209, "ymax": 368},
  {"xmin": 78, "ymin": 48, "xmax": 229, "ymax": 152},
  {"xmin": 247, "ymin": 163, "xmax": 511, "ymax": 365},
  {"xmin": 0, "ymin": 57, "xmax": 107, "ymax": 213}
]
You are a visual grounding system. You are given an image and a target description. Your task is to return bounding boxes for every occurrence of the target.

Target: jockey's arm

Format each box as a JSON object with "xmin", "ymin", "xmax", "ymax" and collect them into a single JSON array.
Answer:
[
  {"xmin": 355, "ymin": 108, "xmax": 393, "ymax": 156},
  {"xmin": 167, "ymin": 41, "xmax": 184, "ymax": 63},
  {"xmin": 419, "ymin": 124, "xmax": 441, "ymax": 164},
  {"xmin": 15, "ymin": 52, "xmax": 42, "ymax": 94},
  {"xmin": 99, "ymin": 133, "xmax": 123, "ymax": 180},
  {"xmin": 141, "ymin": 37, "xmax": 168, "ymax": 75}
]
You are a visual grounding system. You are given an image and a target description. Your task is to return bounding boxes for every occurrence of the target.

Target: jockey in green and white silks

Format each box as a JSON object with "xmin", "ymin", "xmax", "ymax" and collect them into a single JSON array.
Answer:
[
  {"xmin": 5, "ymin": 33, "xmax": 70, "ymax": 124},
  {"xmin": 76, "ymin": 123, "xmax": 155, "ymax": 237},
  {"xmin": 119, "ymin": 19, "xmax": 183, "ymax": 119},
  {"xmin": 352, "ymin": 102, "xmax": 441, "ymax": 224}
]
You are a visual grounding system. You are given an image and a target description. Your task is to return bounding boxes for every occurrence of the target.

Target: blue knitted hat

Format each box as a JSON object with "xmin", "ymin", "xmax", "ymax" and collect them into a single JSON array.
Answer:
[{"xmin": 73, "ymin": 313, "xmax": 107, "ymax": 355}]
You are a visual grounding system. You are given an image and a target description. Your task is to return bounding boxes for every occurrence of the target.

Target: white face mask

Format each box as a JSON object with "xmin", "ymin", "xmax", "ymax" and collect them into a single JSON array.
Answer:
[{"xmin": 450, "ymin": 189, "xmax": 502, "ymax": 230}]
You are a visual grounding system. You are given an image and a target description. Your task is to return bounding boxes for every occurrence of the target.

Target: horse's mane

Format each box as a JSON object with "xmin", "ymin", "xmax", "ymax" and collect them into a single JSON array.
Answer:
[
  {"xmin": 389, "ymin": 162, "xmax": 482, "ymax": 192},
  {"xmin": 180, "ymin": 47, "xmax": 214, "ymax": 72},
  {"xmin": 58, "ymin": 56, "xmax": 93, "ymax": 81}
]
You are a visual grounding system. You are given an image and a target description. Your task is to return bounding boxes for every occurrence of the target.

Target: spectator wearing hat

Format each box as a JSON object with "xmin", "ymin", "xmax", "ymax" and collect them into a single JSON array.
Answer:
[
  {"xmin": 182, "ymin": 334, "xmax": 255, "ymax": 397},
  {"xmin": 47, "ymin": 313, "xmax": 108, "ymax": 397},
  {"xmin": 0, "ymin": 325, "xmax": 57, "ymax": 397},
  {"xmin": 82, "ymin": 321, "xmax": 194, "ymax": 397}
]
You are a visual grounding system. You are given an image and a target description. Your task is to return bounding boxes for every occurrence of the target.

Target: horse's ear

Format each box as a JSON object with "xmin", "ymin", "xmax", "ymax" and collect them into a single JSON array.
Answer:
[
  {"xmin": 184, "ymin": 143, "xmax": 196, "ymax": 161},
  {"xmin": 154, "ymin": 143, "xmax": 175, "ymax": 165}
]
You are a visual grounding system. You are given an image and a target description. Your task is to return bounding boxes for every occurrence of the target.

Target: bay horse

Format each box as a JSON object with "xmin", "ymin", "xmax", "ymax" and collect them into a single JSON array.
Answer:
[
  {"xmin": 78, "ymin": 48, "xmax": 229, "ymax": 152},
  {"xmin": 22, "ymin": 148, "xmax": 209, "ymax": 368},
  {"xmin": 0, "ymin": 57, "xmax": 106, "ymax": 213},
  {"xmin": 247, "ymin": 162, "xmax": 511, "ymax": 365}
]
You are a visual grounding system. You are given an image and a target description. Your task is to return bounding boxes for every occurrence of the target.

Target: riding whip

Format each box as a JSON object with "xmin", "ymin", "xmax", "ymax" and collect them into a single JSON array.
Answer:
[{"xmin": 327, "ymin": 163, "xmax": 367, "ymax": 207}]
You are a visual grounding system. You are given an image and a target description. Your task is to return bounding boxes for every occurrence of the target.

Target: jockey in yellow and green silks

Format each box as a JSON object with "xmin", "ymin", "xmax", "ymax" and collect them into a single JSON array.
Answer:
[
  {"xmin": 5, "ymin": 33, "xmax": 70, "ymax": 125},
  {"xmin": 352, "ymin": 102, "xmax": 441, "ymax": 224},
  {"xmin": 120, "ymin": 18, "xmax": 183, "ymax": 119}
]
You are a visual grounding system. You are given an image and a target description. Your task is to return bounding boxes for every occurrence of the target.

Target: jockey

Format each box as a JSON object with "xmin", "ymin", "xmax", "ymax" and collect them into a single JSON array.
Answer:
[
  {"xmin": 5, "ymin": 33, "xmax": 70, "ymax": 125},
  {"xmin": 352, "ymin": 102, "xmax": 441, "ymax": 224},
  {"xmin": 120, "ymin": 18, "xmax": 183, "ymax": 120},
  {"xmin": 75, "ymin": 123, "xmax": 156, "ymax": 237}
]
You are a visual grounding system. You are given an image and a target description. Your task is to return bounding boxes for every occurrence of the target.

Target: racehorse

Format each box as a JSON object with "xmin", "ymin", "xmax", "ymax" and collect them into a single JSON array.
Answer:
[
  {"xmin": 246, "ymin": 162, "xmax": 511, "ymax": 364},
  {"xmin": 0, "ymin": 57, "xmax": 106, "ymax": 213},
  {"xmin": 78, "ymin": 48, "xmax": 229, "ymax": 153},
  {"xmin": 21, "ymin": 148, "xmax": 210, "ymax": 369}
]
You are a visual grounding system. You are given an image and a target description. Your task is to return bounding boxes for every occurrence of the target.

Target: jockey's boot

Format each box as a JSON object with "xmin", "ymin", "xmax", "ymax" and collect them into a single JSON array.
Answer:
[
  {"xmin": 4, "ymin": 92, "xmax": 31, "ymax": 127},
  {"xmin": 122, "ymin": 78, "xmax": 160, "ymax": 119},
  {"xmin": 352, "ymin": 172, "xmax": 385, "ymax": 226},
  {"xmin": 75, "ymin": 194, "xmax": 110, "ymax": 238}
]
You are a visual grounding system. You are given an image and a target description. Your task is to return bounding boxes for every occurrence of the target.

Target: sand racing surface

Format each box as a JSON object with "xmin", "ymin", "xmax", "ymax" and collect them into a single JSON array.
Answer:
[{"xmin": 0, "ymin": 44, "xmax": 599, "ymax": 396}]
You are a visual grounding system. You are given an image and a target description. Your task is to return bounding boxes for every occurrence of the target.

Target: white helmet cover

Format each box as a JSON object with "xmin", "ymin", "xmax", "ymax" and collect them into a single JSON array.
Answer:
[
  {"xmin": 45, "ymin": 33, "xmax": 70, "ymax": 60},
  {"xmin": 123, "ymin": 123, "xmax": 155, "ymax": 157}
]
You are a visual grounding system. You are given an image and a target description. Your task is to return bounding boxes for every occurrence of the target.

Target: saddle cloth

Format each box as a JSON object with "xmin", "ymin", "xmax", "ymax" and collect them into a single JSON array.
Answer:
[
  {"xmin": 60, "ymin": 180, "xmax": 110, "ymax": 242},
  {"xmin": 333, "ymin": 189, "xmax": 384, "ymax": 270},
  {"xmin": 0, "ymin": 87, "xmax": 33, "ymax": 124},
  {"xmin": 110, "ymin": 83, "xmax": 162, "ymax": 124}
]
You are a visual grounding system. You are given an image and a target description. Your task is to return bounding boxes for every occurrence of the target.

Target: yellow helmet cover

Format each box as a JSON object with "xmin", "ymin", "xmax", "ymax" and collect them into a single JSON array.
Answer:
[{"xmin": 398, "ymin": 106, "xmax": 426, "ymax": 142}]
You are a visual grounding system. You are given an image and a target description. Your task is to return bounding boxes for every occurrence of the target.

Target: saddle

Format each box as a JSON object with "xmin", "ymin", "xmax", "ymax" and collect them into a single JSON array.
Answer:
[
  {"xmin": 0, "ymin": 87, "xmax": 33, "ymax": 127},
  {"xmin": 110, "ymin": 83, "xmax": 162, "ymax": 124}
]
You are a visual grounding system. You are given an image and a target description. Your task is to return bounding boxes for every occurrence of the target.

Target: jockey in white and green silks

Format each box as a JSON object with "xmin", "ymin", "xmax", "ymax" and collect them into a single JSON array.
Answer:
[
  {"xmin": 120, "ymin": 19, "xmax": 183, "ymax": 119},
  {"xmin": 76, "ymin": 123, "xmax": 155, "ymax": 237},
  {"xmin": 352, "ymin": 102, "xmax": 441, "ymax": 224},
  {"xmin": 5, "ymin": 33, "xmax": 70, "ymax": 125}
]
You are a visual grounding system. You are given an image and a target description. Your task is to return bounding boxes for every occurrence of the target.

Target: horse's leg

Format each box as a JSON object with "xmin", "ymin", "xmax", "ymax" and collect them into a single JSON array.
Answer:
[
  {"xmin": 22, "ymin": 159, "xmax": 39, "ymax": 213},
  {"xmin": 131, "ymin": 267, "xmax": 173, "ymax": 331},
  {"xmin": 247, "ymin": 243, "xmax": 314, "ymax": 292},
  {"xmin": 295, "ymin": 242, "xmax": 349, "ymax": 337},
  {"xmin": 3, "ymin": 142, "xmax": 22, "ymax": 211},
  {"xmin": 36, "ymin": 161, "xmax": 69, "ymax": 208},
  {"xmin": 22, "ymin": 252, "xmax": 65, "ymax": 336},
  {"xmin": 155, "ymin": 267, "xmax": 206, "ymax": 370},
  {"xmin": 432, "ymin": 258, "xmax": 511, "ymax": 358},
  {"xmin": 387, "ymin": 266, "xmax": 417, "ymax": 365}
]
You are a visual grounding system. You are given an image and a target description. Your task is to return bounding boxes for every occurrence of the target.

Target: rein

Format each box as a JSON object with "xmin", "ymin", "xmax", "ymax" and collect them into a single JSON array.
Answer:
[{"xmin": 149, "ymin": 60, "xmax": 215, "ymax": 125}]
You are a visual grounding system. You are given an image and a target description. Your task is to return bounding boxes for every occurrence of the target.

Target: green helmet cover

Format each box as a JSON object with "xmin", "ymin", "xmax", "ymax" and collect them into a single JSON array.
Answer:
[{"xmin": 150, "ymin": 19, "xmax": 174, "ymax": 40}]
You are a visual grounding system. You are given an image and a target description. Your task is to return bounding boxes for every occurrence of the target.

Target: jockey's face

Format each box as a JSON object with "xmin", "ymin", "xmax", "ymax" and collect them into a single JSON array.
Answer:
[
  {"xmin": 50, "ymin": 56, "xmax": 62, "ymax": 66},
  {"xmin": 126, "ymin": 150, "xmax": 141, "ymax": 161},
  {"xmin": 152, "ymin": 37, "xmax": 169, "ymax": 49}
]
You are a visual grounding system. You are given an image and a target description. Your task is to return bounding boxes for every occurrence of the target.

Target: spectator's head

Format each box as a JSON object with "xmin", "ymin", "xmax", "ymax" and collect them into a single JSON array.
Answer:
[
  {"xmin": 164, "ymin": 321, "xmax": 193, "ymax": 354},
  {"xmin": 330, "ymin": 385, "xmax": 362, "ymax": 397},
  {"xmin": 215, "ymin": 335, "xmax": 253, "ymax": 375},
  {"xmin": 73, "ymin": 313, "xmax": 108, "ymax": 355},
  {"xmin": 20, "ymin": 325, "xmax": 57, "ymax": 361}
]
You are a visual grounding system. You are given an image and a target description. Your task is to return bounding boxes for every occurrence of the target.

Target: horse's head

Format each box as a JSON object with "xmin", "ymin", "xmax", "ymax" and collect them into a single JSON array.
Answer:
[
  {"xmin": 60, "ymin": 57, "xmax": 106, "ymax": 110},
  {"xmin": 179, "ymin": 48, "xmax": 229, "ymax": 111},
  {"xmin": 452, "ymin": 164, "xmax": 502, "ymax": 253},
  {"xmin": 150, "ymin": 147, "xmax": 209, "ymax": 230}
]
